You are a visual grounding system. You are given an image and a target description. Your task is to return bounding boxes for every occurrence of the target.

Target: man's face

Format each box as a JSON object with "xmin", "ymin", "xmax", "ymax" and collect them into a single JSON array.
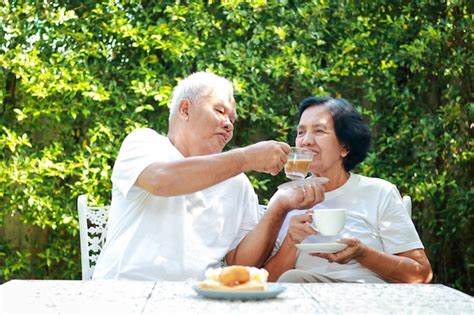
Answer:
[
  {"xmin": 186, "ymin": 89, "xmax": 236, "ymax": 156},
  {"xmin": 295, "ymin": 105, "xmax": 347, "ymax": 177}
]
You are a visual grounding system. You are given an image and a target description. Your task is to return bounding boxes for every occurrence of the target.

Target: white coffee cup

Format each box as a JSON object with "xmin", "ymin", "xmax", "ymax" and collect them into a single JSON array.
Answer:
[{"xmin": 312, "ymin": 208, "xmax": 346, "ymax": 235}]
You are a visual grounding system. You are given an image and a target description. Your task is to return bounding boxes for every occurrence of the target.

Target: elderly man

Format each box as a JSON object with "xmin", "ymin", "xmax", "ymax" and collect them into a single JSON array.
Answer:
[{"xmin": 93, "ymin": 72, "xmax": 324, "ymax": 280}]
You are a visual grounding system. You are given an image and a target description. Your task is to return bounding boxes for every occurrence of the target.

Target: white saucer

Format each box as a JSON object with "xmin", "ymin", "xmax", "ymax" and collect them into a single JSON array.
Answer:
[
  {"xmin": 278, "ymin": 177, "xmax": 329, "ymax": 190},
  {"xmin": 192, "ymin": 284, "xmax": 286, "ymax": 300},
  {"xmin": 295, "ymin": 243, "xmax": 348, "ymax": 253}
]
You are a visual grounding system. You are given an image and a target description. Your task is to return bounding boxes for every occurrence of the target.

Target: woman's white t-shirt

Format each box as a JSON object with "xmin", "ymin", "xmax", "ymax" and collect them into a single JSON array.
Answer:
[
  {"xmin": 275, "ymin": 173, "xmax": 424, "ymax": 283},
  {"xmin": 93, "ymin": 128, "xmax": 258, "ymax": 280}
]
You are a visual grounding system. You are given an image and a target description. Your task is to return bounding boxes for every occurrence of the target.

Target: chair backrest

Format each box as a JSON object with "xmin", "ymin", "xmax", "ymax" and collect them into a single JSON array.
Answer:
[
  {"xmin": 257, "ymin": 204, "xmax": 268, "ymax": 221},
  {"xmin": 77, "ymin": 194, "xmax": 110, "ymax": 280}
]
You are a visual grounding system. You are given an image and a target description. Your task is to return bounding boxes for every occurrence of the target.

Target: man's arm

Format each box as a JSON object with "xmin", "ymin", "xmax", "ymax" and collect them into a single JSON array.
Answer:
[
  {"xmin": 136, "ymin": 141, "xmax": 289, "ymax": 196},
  {"xmin": 226, "ymin": 184, "xmax": 325, "ymax": 268}
]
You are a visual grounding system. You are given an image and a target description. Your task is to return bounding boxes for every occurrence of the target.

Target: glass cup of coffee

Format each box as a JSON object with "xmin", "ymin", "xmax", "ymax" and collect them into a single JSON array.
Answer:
[{"xmin": 284, "ymin": 147, "xmax": 315, "ymax": 180}]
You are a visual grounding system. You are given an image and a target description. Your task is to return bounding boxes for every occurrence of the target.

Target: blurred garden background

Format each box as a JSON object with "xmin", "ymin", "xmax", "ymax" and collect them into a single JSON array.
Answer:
[{"xmin": 0, "ymin": 0, "xmax": 472, "ymax": 294}]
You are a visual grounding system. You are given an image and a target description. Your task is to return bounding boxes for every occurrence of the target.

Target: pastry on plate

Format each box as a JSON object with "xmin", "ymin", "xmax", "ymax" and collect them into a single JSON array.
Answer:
[{"xmin": 198, "ymin": 265, "xmax": 269, "ymax": 291}]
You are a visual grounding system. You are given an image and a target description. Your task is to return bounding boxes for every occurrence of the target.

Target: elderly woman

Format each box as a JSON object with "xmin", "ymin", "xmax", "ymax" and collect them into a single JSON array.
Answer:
[{"xmin": 264, "ymin": 96, "xmax": 432, "ymax": 283}]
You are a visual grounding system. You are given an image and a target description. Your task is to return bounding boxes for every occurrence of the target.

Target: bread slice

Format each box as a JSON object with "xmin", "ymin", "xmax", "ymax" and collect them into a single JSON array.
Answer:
[{"xmin": 198, "ymin": 279, "xmax": 266, "ymax": 292}]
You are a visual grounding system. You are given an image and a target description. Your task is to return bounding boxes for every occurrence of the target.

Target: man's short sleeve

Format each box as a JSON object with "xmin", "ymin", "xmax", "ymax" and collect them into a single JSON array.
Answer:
[{"xmin": 111, "ymin": 128, "xmax": 177, "ymax": 201}]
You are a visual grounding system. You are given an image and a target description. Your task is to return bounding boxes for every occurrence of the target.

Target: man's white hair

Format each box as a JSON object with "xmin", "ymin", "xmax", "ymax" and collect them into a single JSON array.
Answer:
[{"xmin": 168, "ymin": 72, "xmax": 234, "ymax": 120}]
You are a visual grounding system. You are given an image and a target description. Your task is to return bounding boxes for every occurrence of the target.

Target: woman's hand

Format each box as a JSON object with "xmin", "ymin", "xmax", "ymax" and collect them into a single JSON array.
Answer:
[
  {"xmin": 286, "ymin": 212, "xmax": 318, "ymax": 246},
  {"xmin": 270, "ymin": 183, "xmax": 325, "ymax": 212},
  {"xmin": 310, "ymin": 238, "xmax": 368, "ymax": 264}
]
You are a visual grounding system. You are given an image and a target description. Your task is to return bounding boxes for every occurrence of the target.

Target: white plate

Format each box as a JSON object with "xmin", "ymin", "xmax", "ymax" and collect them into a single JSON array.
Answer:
[
  {"xmin": 295, "ymin": 243, "xmax": 348, "ymax": 253},
  {"xmin": 278, "ymin": 177, "xmax": 329, "ymax": 190},
  {"xmin": 192, "ymin": 283, "xmax": 286, "ymax": 300}
]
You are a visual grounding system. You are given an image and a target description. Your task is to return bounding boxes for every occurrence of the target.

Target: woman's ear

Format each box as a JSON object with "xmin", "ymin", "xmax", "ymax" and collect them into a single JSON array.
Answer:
[
  {"xmin": 178, "ymin": 99, "xmax": 190, "ymax": 121},
  {"xmin": 341, "ymin": 145, "xmax": 349, "ymax": 157}
]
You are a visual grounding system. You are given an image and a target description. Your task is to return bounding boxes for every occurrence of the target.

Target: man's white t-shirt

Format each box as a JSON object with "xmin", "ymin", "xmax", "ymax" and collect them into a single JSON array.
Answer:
[
  {"xmin": 275, "ymin": 173, "xmax": 424, "ymax": 283},
  {"xmin": 93, "ymin": 128, "xmax": 259, "ymax": 281}
]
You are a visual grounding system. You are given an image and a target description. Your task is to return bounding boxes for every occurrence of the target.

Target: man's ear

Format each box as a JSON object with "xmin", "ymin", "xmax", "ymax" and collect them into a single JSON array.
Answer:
[{"xmin": 178, "ymin": 99, "xmax": 190, "ymax": 120}]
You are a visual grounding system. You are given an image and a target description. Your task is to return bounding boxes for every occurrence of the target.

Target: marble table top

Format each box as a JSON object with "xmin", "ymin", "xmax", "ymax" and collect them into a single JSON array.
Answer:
[{"xmin": 1, "ymin": 280, "xmax": 473, "ymax": 314}]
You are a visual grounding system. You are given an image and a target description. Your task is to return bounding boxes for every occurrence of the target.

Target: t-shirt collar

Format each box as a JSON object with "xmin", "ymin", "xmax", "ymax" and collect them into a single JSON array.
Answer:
[{"xmin": 324, "ymin": 172, "xmax": 356, "ymax": 201}]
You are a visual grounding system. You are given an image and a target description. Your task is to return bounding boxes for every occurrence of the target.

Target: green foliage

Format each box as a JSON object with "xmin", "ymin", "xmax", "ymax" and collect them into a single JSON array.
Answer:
[{"xmin": 0, "ymin": 0, "xmax": 472, "ymax": 293}]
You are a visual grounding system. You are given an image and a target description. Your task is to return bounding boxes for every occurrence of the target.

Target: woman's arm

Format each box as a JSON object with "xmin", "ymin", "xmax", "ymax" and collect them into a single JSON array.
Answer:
[
  {"xmin": 263, "ymin": 213, "xmax": 316, "ymax": 282},
  {"xmin": 264, "ymin": 236, "xmax": 299, "ymax": 282},
  {"xmin": 313, "ymin": 238, "xmax": 433, "ymax": 283},
  {"xmin": 226, "ymin": 188, "xmax": 322, "ymax": 269},
  {"xmin": 357, "ymin": 245, "xmax": 433, "ymax": 283}
]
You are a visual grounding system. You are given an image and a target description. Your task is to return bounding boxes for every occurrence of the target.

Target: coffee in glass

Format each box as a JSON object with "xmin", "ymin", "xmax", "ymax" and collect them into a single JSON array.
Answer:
[{"xmin": 284, "ymin": 147, "xmax": 314, "ymax": 180}]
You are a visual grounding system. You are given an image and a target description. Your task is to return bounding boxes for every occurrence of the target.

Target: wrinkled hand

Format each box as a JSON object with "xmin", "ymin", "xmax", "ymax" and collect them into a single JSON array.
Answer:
[
  {"xmin": 310, "ymin": 238, "xmax": 368, "ymax": 264},
  {"xmin": 273, "ymin": 183, "xmax": 325, "ymax": 211},
  {"xmin": 286, "ymin": 212, "xmax": 317, "ymax": 246},
  {"xmin": 243, "ymin": 141, "xmax": 290, "ymax": 175}
]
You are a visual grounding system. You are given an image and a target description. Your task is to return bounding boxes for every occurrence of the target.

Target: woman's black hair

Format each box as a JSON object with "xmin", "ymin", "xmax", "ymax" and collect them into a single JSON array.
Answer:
[{"xmin": 298, "ymin": 96, "xmax": 372, "ymax": 171}]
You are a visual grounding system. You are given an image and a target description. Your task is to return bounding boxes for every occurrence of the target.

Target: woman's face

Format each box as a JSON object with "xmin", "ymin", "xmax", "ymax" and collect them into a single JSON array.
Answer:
[{"xmin": 295, "ymin": 105, "xmax": 348, "ymax": 178}]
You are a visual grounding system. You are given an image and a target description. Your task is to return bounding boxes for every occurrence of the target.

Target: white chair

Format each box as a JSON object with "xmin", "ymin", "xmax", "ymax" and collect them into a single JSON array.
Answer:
[
  {"xmin": 77, "ymin": 194, "xmax": 110, "ymax": 280},
  {"xmin": 257, "ymin": 204, "xmax": 268, "ymax": 220}
]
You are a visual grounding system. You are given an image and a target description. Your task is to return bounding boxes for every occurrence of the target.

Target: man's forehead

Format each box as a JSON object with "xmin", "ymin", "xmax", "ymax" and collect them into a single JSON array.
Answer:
[
  {"xmin": 208, "ymin": 88, "xmax": 233, "ymax": 101},
  {"xmin": 206, "ymin": 90, "xmax": 235, "ymax": 107}
]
